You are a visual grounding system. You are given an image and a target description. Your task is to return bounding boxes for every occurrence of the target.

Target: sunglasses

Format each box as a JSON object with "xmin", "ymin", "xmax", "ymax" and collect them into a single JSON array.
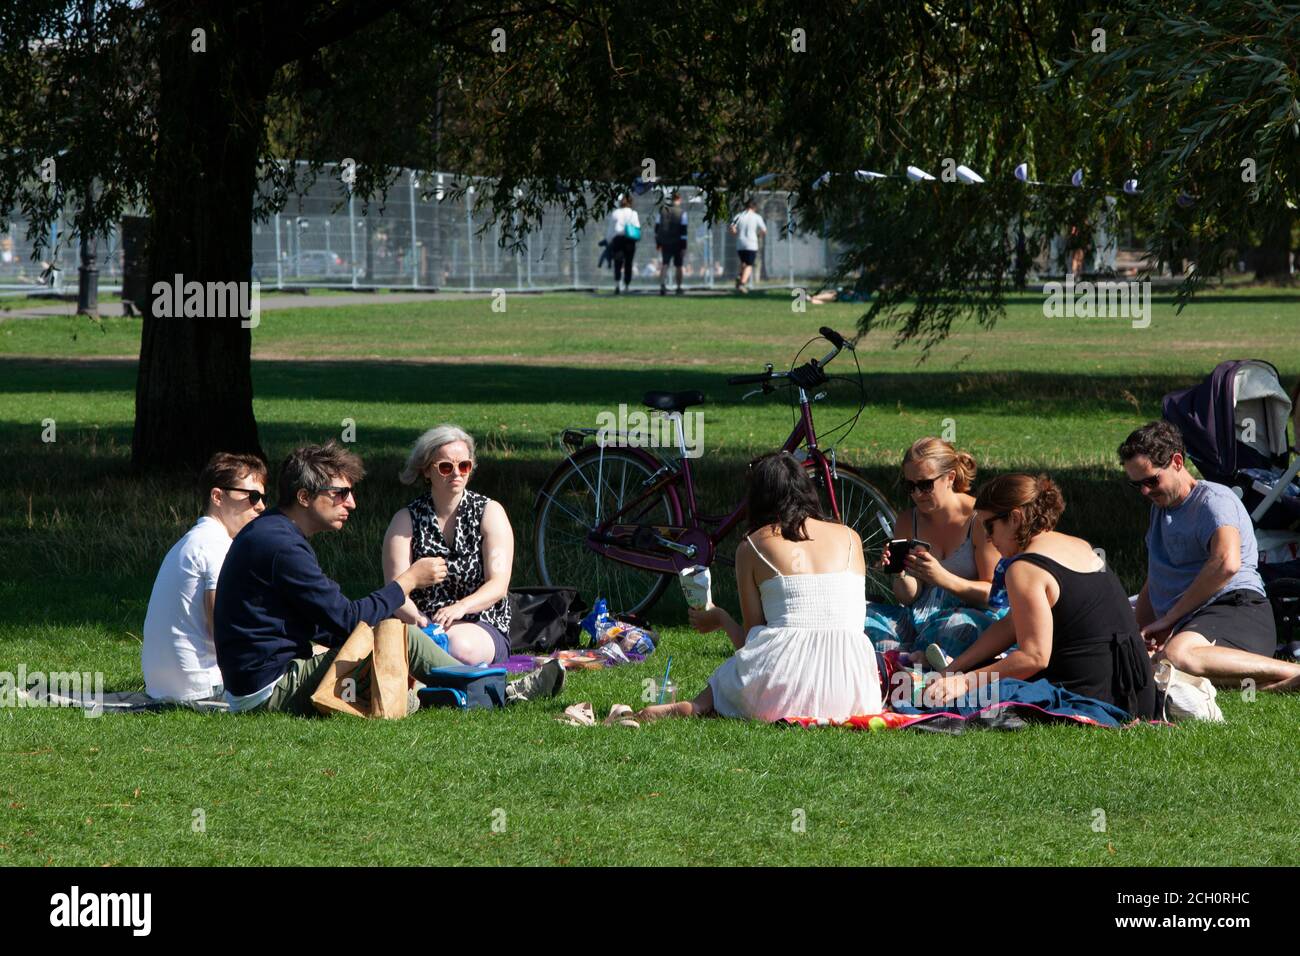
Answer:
[
  {"xmin": 435, "ymin": 460, "xmax": 473, "ymax": 477},
  {"xmin": 319, "ymin": 486, "xmax": 355, "ymax": 502},
  {"xmin": 903, "ymin": 474, "xmax": 946, "ymax": 495},
  {"xmin": 981, "ymin": 512, "xmax": 1010, "ymax": 537},
  {"xmin": 1128, "ymin": 471, "xmax": 1163, "ymax": 490},
  {"xmin": 220, "ymin": 487, "xmax": 266, "ymax": 506}
]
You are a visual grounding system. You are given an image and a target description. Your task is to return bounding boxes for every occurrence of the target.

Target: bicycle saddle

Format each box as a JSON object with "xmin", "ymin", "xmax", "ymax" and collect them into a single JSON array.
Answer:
[{"xmin": 642, "ymin": 390, "xmax": 705, "ymax": 412}]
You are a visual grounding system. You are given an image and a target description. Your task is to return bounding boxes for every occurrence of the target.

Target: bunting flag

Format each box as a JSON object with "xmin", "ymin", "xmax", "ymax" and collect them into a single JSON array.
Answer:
[
  {"xmin": 658, "ymin": 164, "xmax": 1179, "ymax": 208},
  {"xmin": 783, "ymin": 162, "xmax": 1170, "ymax": 203}
]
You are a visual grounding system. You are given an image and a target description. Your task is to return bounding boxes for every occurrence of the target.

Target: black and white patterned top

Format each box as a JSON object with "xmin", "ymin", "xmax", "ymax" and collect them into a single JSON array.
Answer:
[{"xmin": 407, "ymin": 489, "xmax": 512, "ymax": 635}]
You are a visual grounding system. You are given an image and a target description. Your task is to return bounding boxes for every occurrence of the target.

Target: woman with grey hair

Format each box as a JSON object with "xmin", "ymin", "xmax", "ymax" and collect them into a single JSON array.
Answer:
[{"xmin": 383, "ymin": 424, "xmax": 515, "ymax": 665}]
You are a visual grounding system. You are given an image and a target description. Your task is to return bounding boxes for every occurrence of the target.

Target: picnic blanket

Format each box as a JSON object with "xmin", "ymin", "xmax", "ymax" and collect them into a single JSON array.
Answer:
[
  {"xmin": 20, "ymin": 685, "xmax": 229, "ymax": 715},
  {"xmin": 779, "ymin": 678, "xmax": 1153, "ymax": 734},
  {"xmin": 514, "ymin": 648, "xmax": 651, "ymax": 673},
  {"xmin": 19, "ymin": 649, "xmax": 646, "ymax": 714}
]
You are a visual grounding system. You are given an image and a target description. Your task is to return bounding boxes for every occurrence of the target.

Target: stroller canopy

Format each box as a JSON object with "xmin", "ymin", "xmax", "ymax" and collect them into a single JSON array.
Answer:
[{"xmin": 1162, "ymin": 359, "xmax": 1293, "ymax": 484}]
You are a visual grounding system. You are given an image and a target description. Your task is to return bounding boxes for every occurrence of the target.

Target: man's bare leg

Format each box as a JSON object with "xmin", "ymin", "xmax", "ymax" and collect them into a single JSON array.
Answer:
[{"xmin": 1159, "ymin": 630, "xmax": 1300, "ymax": 691}]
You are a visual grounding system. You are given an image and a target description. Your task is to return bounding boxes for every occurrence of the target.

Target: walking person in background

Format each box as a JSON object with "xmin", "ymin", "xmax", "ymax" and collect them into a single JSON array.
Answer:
[
  {"xmin": 606, "ymin": 194, "xmax": 641, "ymax": 294},
  {"xmin": 729, "ymin": 198, "xmax": 766, "ymax": 293},
  {"xmin": 655, "ymin": 191, "xmax": 688, "ymax": 295}
]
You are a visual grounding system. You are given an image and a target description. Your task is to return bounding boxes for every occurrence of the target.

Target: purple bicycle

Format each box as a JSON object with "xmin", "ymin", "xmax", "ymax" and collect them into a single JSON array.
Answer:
[{"xmin": 532, "ymin": 327, "xmax": 896, "ymax": 616}]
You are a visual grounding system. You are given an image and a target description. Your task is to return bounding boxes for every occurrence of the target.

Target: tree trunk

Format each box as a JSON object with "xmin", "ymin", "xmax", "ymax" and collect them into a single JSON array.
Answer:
[
  {"xmin": 132, "ymin": 10, "xmax": 271, "ymax": 472},
  {"xmin": 1253, "ymin": 209, "xmax": 1294, "ymax": 284}
]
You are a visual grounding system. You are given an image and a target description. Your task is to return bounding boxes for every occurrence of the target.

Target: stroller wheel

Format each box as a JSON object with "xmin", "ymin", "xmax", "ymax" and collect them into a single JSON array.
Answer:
[{"xmin": 1267, "ymin": 577, "xmax": 1300, "ymax": 660}]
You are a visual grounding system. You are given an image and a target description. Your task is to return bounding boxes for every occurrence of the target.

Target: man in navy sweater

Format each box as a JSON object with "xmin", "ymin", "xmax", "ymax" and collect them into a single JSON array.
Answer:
[{"xmin": 215, "ymin": 442, "xmax": 562, "ymax": 714}]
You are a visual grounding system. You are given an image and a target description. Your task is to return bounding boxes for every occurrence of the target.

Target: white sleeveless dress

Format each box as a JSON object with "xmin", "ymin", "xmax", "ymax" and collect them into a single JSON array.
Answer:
[{"xmin": 708, "ymin": 534, "xmax": 883, "ymax": 722}]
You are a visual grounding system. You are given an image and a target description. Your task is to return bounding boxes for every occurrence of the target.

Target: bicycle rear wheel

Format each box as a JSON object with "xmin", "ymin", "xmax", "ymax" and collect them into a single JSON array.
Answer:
[
  {"xmin": 534, "ymin": 446, "xmax": 679, "ymax": 617},
  {"xmin": 814, "ymin": 464, "xmax": 896, "ymax": 604}
]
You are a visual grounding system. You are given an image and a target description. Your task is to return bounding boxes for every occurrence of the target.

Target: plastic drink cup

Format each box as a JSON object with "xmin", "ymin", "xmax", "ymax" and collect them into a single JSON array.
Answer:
[
  {"xmin": 661, "ymin": 679, "xmax": 678, "ymax": 703},
  {"xmin": 678, "ymin": 565, "xmax": 713, "ymax": 610}
]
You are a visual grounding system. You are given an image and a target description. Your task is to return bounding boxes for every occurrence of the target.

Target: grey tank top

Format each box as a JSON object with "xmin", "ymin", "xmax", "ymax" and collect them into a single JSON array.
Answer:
[{"xmin": 913, "ymin": 507, "xmax": 978, "ymax": 582}]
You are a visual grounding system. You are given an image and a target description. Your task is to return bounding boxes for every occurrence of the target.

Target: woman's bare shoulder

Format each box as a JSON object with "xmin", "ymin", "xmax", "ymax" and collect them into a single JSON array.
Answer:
[{"xmin": 385, "ymin": 507, "xmax": 413, "ymax": 536}]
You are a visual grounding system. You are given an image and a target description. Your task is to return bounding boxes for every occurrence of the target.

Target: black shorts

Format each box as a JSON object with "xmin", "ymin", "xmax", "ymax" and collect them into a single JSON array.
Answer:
[
  {"xmin": 1177, "ymin": 589, "xmax": 1276, "ymax": 657},
  {"xmin": 660, "ymin": 244, "xmax": 684, "ymax": 267},
  {"xmin": 737, "ymin": 249, "xmax": 757, "ymax": 266}
]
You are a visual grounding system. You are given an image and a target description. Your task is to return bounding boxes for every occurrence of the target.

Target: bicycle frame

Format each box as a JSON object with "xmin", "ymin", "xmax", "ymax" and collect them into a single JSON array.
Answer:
[{"xmin": 563, "ymin": 385, "xmax": 843, "ymax": 575}]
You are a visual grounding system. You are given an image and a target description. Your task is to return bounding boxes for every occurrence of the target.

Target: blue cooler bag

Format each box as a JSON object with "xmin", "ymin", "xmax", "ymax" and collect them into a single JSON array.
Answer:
[{"xmin": 417, "ymin": 665, "xmax": 507, "ymax": 710}]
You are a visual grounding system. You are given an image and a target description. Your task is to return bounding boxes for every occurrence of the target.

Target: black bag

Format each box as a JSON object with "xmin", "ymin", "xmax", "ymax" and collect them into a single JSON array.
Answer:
[
  {"xmin": 507, "ymin": 587, "xmax": 588, "ymax": 653},
  {"xmin": 417, "ymin": 666, "xmax": 507, "ymax": 710}
]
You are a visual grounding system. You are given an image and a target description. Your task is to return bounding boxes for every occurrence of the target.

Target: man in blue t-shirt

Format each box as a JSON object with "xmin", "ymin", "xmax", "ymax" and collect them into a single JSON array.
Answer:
[{"xmin": 1119, "ymin": 421, "xmax": 1300, "ymax": 692}]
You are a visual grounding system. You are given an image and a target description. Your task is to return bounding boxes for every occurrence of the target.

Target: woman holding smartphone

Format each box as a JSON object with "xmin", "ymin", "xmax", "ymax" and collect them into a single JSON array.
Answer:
[{"xmin": 865, "ymin": 437, "xmax": 1003, "ymax": 662}]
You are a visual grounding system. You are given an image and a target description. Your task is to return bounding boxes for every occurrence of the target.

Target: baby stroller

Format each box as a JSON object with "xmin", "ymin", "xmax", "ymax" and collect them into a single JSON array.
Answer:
[{"xmin": 1163, "ymin": 359, "xmax": 1300, "ymax": 659}]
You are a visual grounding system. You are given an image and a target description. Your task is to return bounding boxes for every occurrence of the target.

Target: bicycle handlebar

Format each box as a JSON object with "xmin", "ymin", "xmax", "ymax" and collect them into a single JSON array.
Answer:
[
  {"xmin": 819, "ymin": 326, "xmax": 849, "ymax": 351},
  {"xmin": 729, "ymin": 327, "xmax": 852, "ymax": 389},
  {"xmin": 727, "ymin": 372, "xmax": 773, "ymax": 386}
]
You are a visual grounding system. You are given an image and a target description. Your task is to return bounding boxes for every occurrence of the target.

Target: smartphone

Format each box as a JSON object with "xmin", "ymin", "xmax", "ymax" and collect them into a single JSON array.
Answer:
[{"xmin": 884, "ymin": 538, "xmax": 930, "ymax": 574}]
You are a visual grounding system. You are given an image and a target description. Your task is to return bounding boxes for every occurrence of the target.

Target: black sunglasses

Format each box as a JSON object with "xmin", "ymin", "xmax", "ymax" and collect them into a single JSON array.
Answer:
[
  {"xmin": 1127, "ymin": 471, "xmax": 1163, "ymax": 490},
  {"xmin": 220, "ymin": 487, "xmax": 266, "ymax": 505},
  {"xmin": 903, "ymin": 474, "xmax": 947, "ymax": 495},
  {"xmin": 981, "ymin": 512, "xmax": 1010, "ymax": 537},
  {"xmin": 318, "ymin": 486, "xmax": 355, "ymax": 502}
]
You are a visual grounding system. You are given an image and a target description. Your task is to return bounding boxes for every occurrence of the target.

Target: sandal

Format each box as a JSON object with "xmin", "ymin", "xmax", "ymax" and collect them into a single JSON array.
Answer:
[
  {"xmin": 554, "ymin": 702, "xmax": 596, "ymax": 726},
  {"xmin": 603, "ymin": 703, "xmax": 640, "ymax": 728}
]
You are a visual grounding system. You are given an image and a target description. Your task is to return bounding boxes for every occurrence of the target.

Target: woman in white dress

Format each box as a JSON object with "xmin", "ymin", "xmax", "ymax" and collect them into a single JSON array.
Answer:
[{"xmin": 637, "ymin": 452, "xmax": 883, "ymax": 723}]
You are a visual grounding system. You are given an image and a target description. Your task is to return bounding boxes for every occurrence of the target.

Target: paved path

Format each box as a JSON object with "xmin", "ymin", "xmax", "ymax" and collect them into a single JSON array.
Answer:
[
  {"xmin": 0, "ymin": 290, "xmax": 495, "ymax": 319},
  {"xmin": 0, "ymin": 286, "xmax": 737, "ymax": 320}
]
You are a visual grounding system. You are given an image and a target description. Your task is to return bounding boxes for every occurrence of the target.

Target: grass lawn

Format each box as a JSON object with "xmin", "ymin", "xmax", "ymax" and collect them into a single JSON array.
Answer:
[{"xmin": 2, "ymin": 289, "xmax": 1298, "ymax": 865}]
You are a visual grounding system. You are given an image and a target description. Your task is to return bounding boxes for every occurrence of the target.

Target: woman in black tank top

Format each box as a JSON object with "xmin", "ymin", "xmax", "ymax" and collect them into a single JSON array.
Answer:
[
  {"xmin": 1011, "ymin": 553, "xmax": 1154, "ymax": 716},
  {"xmin": 928, "ymin": 473, "xmax": 1156, "ymax": 719}
]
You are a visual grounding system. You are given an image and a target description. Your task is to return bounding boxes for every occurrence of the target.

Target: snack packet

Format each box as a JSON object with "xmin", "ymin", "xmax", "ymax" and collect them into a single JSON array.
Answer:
[{"xmin": 678, "ymin": 565, "xmax": 713, "ymax": 610}]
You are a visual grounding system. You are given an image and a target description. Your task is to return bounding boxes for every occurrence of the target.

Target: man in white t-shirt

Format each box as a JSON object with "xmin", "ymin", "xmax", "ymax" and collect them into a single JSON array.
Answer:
[
  {"xmin": 142, "ymin": 452, "xmax": 268, "ymax": 701},
  {"xmin": 728, "ymin": 198, "xmax": 767, "ymax": 292}
]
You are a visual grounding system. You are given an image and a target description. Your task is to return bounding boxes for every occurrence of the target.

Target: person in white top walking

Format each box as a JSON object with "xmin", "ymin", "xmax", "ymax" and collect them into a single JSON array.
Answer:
[
  {"xmin": 605, "ymin": 194, "xmax": 641, "ymax": 294},
  {"xmin": 637, "ymin": 452, "xmax": 882, "ymax": 723},
  {"xmin": 728, "ymin": 198, "xmax": 767, "ymax": 293},
  {"xmin": 142, "ymin": 452, "xmax": 267, "ymax": 701}
]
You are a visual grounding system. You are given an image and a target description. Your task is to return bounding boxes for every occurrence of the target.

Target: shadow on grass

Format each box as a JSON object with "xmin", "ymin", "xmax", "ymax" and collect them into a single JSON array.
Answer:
[
  {"xmin": 2, "ymin": 356, "xmax": 1164, "ymax": 627},
  {"xmin": 0, "ymin": 356, "xmax": 1214, "ymax": 417},
  {"xmin": 2, "ymin": 434, "xmax": 1153, "ymax": 629}
]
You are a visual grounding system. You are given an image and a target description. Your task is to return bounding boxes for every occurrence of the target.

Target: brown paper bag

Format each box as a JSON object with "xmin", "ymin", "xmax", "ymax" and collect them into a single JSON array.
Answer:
[
  {"xmin": 310, "ymin": 622, "xmax": 375, "ymax": 717},
  {"xmin": 370, "ymin": 618, "xmax": 409, "ymax": 719}
]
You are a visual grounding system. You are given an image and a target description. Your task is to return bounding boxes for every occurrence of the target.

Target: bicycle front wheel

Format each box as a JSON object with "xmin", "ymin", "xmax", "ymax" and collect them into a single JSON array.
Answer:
[
  {"xmin": 815, "ymin": 464, "xmax": 897, "ymax": 604},
  {"xmin": 534, "ymin": 446, "xmax": 679, "ymax": 618}
]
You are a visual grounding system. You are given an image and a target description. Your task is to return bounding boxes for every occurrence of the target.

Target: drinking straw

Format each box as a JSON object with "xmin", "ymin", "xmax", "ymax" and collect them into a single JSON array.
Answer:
[{"xmin": 657, "ymin": 656, "xmax": 674, "ymax": 704}]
